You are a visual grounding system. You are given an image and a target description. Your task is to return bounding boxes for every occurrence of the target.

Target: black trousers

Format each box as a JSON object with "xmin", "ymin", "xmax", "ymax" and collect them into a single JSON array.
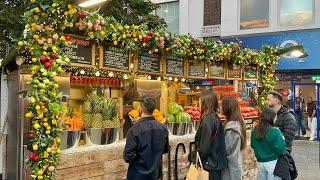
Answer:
[{"xmin": 209, "ymin": 170, "xmax": 221, "ymax": 180}]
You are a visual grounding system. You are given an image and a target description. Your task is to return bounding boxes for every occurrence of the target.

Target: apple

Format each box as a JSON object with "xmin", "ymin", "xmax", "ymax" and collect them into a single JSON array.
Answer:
[
  {"xmin": 40, "ymin": 56, "xmax": 47, "ymax": 62},
  {"xmin": 44, "ymin": 61, "xmax": 52, "ymax": 69},
  {"xmin": 50, "ymin": 53, "xmax": 57, "ymax": 59}
]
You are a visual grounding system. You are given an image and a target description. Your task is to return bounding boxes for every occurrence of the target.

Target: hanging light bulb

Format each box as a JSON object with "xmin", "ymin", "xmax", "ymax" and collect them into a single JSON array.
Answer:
[
  {"xmin": 108, "ymin": 72, "xmax": 114, "ymax": 77},
  {"xmin": 157, "ymin": 77, "xmax": 161, "ymax": 81},
  {"xmin": 205, "ymin": 68, "xmax": 209, "ymax": 73},
  {"xmin": 147, "ymin": 75, "xmax": 151, "ymax": 80},
  {"xmin": 123, "ymin": 74, "xmax": 128, "ymax": 79},
  {"xmin": 181, "ymin": 78, "xmax": 186, "ymax": 82},
  {"xmin": 80, "ymin": 69, "xmax": 85, "ymax": 75},
  {"xmin": 174, "ymin": 78, "xmax": 178, "ymax": 82},
  {"xmin": 95, "ymin": 71, "xmax": 100, "ymax": 77},
  {"xmin": 130, "ymin": 63, "xmax": 134, "ymax": 69},
  {"xmin": 168, "ymin": 77, "xmax": 173, "ymax": 81}
]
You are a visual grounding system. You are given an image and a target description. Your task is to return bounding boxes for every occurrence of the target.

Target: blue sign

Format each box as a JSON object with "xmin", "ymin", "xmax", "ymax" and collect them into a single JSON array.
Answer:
[{"xmin": 223, "ymin": 30, "xmax": 320, "ymax": 70}]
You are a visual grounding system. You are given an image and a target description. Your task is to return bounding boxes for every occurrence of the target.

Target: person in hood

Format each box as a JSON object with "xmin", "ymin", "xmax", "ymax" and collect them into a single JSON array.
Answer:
[
  {"xmin": 195, "ymin": 90, "xmax": 228, "ymax": 180},
  {"xmin": 251, "ymin": 108, "xmax": 286, "ymax": 180},
  {"xmin": 123, "ymin": 97, "xmax": 169, "ymax": 180},
  {"xmin": 221, "ymin": 97, "xmax": 247, "ymax": 180},
  {"xmin": 266, "ymin": 91, "xmax": 297, "ymax": 154}
]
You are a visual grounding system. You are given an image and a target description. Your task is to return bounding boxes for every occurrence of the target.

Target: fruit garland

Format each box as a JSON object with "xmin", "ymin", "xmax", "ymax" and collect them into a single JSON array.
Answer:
[{"xmin": 16, "ymin": 0, "xmax": 280, "ymax": 179}]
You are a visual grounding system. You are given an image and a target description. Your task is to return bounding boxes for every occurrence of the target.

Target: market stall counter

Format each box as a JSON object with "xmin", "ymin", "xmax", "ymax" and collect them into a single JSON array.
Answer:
[{"xmin": 56, "ymin": 131, "xmax": 257, "ymax": 180}]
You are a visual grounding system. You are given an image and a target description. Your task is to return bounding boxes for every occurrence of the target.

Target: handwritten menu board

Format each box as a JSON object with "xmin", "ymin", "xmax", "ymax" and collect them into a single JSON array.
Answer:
[
  {"xmin": 138, "ymin": 52, "xmax": 160, "ymax": 74},
  {"xmin": 209, "ymin": 62, "xmax": 225, "ymax": 79},
  {"xmin": 103, "ymin": 45, "xmax": 129, "ymax": 71},
  {"xmin": 61, "ymin": 36, "xmax": 93, "ymax": 65},
  {"xmin": 227, "ymin": 66, "xmax": 242, "ymax": 79},
  {"xmin": 166, "ymin": 55, "xmax": 185, "ymax": 76},
  {"xmin": 244, "ymin": 66, "xmax": 258, "ymax": 80},
  {"xmin": 188, "ymin": 59, "xmax": 205, "ymax": 78}
]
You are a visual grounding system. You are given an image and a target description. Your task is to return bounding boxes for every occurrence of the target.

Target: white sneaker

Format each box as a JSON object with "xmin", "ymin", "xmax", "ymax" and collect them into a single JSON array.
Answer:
[
  {"xmin": 309, "ymin": 137, "xmax": 315, "ymax": 141},
  {"xmin": 303, "ymin": 135, "xmax": 308, "ymax": 138}
]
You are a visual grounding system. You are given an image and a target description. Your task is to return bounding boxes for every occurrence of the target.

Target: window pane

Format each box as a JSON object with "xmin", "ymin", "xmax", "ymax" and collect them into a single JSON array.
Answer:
[
  {"xmin": 240, "ymin": 0, "xmax": 269, "ymax": 30},
  {"xmin": 280, "ymin": 0, "xmax": 313, "ymax": 26},
  {"xmin": 155, "ymin": 1, "xmax": 179, "ymax": 34}
]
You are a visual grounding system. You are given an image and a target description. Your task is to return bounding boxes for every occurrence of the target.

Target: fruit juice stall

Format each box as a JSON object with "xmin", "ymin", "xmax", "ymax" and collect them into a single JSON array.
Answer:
[{"xmin": 1, "ymin": 2, "xmax": 282, "ymax": 178}]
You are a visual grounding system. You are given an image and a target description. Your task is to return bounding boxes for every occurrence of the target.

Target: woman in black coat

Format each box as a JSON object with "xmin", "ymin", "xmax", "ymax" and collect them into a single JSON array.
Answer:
[{"xmin": 195, "ymin": 91, "xmax": 228, "ymax": 180}]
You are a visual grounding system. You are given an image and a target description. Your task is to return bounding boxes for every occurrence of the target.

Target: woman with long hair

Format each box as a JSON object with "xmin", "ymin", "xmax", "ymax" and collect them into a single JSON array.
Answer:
[
  {"xmin": 195, "ymin": 91, "xmax": 228, "ymax": 180},
  {"xmin": 221, "ymin": 97, "xmax": 247, "ymax": 180},
  {"xmin": 251, "ymin": 108, "xmax": 286, "ymax": 180}
]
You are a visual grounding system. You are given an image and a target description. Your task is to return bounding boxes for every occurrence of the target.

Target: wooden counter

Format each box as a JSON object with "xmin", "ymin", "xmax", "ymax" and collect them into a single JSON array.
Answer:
[{"xmin": 57, "ymin": 132, "xmax": 257, "ymax": 180}]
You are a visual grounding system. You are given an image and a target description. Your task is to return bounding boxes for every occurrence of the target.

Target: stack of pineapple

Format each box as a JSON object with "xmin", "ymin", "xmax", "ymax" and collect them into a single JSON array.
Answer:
[{"xmin": 83, "ymin": 93, "xmax": 120, "ymax": 129}]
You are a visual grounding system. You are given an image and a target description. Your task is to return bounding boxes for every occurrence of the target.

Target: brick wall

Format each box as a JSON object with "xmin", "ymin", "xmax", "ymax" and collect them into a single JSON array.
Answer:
[{"xmin": 203, "ymin": 0, "xmax": 221, "ymax": 26}]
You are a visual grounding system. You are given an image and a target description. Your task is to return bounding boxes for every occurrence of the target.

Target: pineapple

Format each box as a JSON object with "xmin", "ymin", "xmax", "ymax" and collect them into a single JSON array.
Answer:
[
  {"xmin": 91, "ymin": 113, "xmax": 103, "ymax": 128},
  {"xmin": 102, "ymin": 120, "xmax": 113, "ymax": 128},
  {"xmin": 83, "ymin": 113, "xmax": 92, "ymax": 129},
  {"xmin": 84, "ymin": 101, "xmax": 92, "ymax": 113}
]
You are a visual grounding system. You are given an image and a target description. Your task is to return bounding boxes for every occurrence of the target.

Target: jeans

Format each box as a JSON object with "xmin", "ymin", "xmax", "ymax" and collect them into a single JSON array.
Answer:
[
  {"xmin": 258, "ymin": 160, "xmax": 281, "ymax": 180},
  {"xmin": 297, "ymin": 119, "xmax": 306, "ymax": 135},
  {"xmin": 308, "ymin": 117, "xmax": 317, "ymax": 140}
]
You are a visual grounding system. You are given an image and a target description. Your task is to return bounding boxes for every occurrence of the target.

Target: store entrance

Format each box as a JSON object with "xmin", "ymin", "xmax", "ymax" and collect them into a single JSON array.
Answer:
[{"xmin": 292, "ymin": 82, "xmax": 320, "ymax": 141}]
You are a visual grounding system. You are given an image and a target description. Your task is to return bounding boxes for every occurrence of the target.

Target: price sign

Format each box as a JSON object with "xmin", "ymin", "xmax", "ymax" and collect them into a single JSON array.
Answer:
[
  {"xmin": 102, "ymin": 45, "xmax": 130, "ymax": 72},
  {"xmin": 138, "ymin": 52, "xmax": 161, "ymax": 75},
  {"xmin": 188, "ymin": 59, "xmax": 206, "ymax": 78},
  {"xmin": 244, "ymin": 66, "xmax": 258, "ymax": 80},
  {"xmin": 227, "ymin": 66, "xmax": 242, "ymax": 80},
  {"xmin": 61, "ymin": 36, "xmax": 94, "ymax": 66},
  {"xmin": 165, "ymin": 55, "xmax": 185, "ymax": 77},
  {"xmin": 208, "ymin": 62, "xmax": 225, "ymax": 79}
]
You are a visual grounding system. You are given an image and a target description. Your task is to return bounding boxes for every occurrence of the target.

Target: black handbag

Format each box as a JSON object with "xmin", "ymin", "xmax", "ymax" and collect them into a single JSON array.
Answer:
[{"xmin": 274, "ymin": 154, "xmax": 298, "ymax": 180}]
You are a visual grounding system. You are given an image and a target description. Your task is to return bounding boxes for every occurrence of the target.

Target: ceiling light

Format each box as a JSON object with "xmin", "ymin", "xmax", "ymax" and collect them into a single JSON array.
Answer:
[
  {"xmin": 290, "ymin": 50, "xmax": 304, "ymax": 58},
  {"xmin": 79, "ymin": 0, "xmax": 108, "ymax": 8}
]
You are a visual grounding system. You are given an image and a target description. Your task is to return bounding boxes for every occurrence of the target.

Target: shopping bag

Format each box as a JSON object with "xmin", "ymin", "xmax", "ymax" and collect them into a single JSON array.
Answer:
[{"xmin": 186, "ymin": 152, "xmax": 209, "ymax": 180}]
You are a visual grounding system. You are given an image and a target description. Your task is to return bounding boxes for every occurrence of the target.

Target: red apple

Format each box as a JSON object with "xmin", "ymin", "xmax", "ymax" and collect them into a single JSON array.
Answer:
[
  {"xmin": 50, "ymin": 53, "xmax": 57, "ymax": 59},
  {"xmin": 44, "ymin": 61, "xmax": 52, "ymax": 69},
  {"xmin": 65, "ymin": 35, "xmax": 71, "ymax": 41},
  {"xmin": 40, "ymin": 56, "xmax": 47, "ymax": 62}
]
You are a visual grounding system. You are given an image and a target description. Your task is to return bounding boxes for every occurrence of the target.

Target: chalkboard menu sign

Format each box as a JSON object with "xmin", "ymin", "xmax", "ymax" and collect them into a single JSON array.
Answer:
[
  {"xmin": 244, "ymin": 66, "xmax": 258, "ymax": 80},
  {"xmin": 209, "ymin": 62, "xmax": 225, "ymax": 79},
  {"xmin": 138, "ymin": 52, "xmax": 161, "ymax": 74},
  {"xmin": 165, "ymin": 55, "xmax": 185, "ymax": 76},
  {"xmin": 227, "ymin": 66, "xmax": 242, "ymax": 80},
  {"xmin": 188, "ymin": 59, "xmax": 206, "ymax": 78},
  {"xmin": 102, "ymin": 45, "xmax": 129, "ymax": 72},
  {"xmin": 61, "ymin": 36, "xmax": 94, "ymax": 66}
]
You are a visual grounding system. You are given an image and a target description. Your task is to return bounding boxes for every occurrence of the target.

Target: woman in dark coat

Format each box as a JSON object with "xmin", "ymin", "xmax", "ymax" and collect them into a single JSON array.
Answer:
[{"xmin": 195, "ymin": 91, "xmax": 228, "ymax": 180}]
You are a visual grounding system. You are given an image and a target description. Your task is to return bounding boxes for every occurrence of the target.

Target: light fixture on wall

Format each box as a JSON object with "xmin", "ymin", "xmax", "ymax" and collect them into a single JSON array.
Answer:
[{"xmin": 79, "ymin": 0, "xmax": 108, "ymax": 8}]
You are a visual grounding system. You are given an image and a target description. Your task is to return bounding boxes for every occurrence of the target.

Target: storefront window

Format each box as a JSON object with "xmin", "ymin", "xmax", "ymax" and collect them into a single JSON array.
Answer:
[
  {"xmin": 240, "ymin": 0, "xmax": 269, "ymax": 30},
  {"xmin": 280, "ymin": 0, "xmax": 313, "ymax": 26},
  {"xmin": 155, "ymin": 1, "xmax": 179, "ymax": 34}
]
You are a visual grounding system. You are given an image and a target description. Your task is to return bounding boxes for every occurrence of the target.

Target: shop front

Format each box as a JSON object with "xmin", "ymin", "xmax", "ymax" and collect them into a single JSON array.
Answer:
[{"xmin": 1, "ymin": 1, "xmax": 281, "ymax": 179}]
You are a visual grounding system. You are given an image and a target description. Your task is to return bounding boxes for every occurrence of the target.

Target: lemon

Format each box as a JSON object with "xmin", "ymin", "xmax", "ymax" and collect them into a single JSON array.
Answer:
[
  {"xmin": 45, "ymin": 130, "xmax": 51, "ymax": 135},
  {"xmin": 42, "ymin": 51, "xmax": 48, "ymax": 56},
  {"xmin": 46, "ymin": 126, "xmax": 51, "ymax": 130},
  {"xmin": 37, "ymin": 170, "xmax": 43, "ymax": 176},
  {"xmin": 43, "ymin": 122, "xmax": 49, "ymax": 127},
  {"xmin": 18, "ymin": 41, "xmax": 24, "ymax": 46},
  {"xmin": 52, "ymin": 119, "xmax": 57, "ymax": 125},
  {"xmin": 43, "ymin": 153, "xmax": 49, "ymax": 158},
  {"xmin": 37, "ymin": 176, "xmax": 43, "ymax": 180},
  {"xmin": 34, "ymin": 7, "xmax": 41, "ymax": 13},
  {"xmin": 36, "ymin": 105, "xmax": 41, "ymax": 110},
  {"xmin": 33, "ymin": 35, "xmax": 39, "ymax": 40},
  {"xmin": 30, "ymin": 0, "xmax": 35, "ymax": 3},
  {"xmin": 100, "ymin": 31, "xmax": 106, "ymax": 36},
  {"xmin": 30, "ymin": 97, "xmax": 36, "ymax": 103},
  {"xmin": 57, "ymin": 149, "xmax": 62, "ymax": 154},
  {"xmin": 32, "ymin": 58, "xmax": 37, "ymax": 62},
  {"xmin": 67, "ymin": 4, "xmax": 73, "ymax": 9},
  {"xmin": 33, "ymin": 144, "xmax": 39, "ymax": 151},
  {"xmin": 46, "ymin": 147, "xmax": 52, "ymax": 153},
  {"xmin": 33, "ymin": 123, "xmax": 40, "ymax": 130},
  {"xmin": 113, "ymin": 41, "xmax": 118, "ymax": 46}
]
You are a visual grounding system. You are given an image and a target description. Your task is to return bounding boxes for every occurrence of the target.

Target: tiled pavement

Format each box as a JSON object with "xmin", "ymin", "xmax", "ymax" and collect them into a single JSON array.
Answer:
[{"xmin": 292, "ymin": 141, "xmax": 319, "ymax": 180}]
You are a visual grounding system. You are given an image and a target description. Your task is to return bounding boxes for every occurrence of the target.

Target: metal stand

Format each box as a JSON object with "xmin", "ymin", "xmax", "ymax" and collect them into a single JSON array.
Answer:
[{"xmin": 174, "ymin": 143, "xmax": 186, "ymax": 180}]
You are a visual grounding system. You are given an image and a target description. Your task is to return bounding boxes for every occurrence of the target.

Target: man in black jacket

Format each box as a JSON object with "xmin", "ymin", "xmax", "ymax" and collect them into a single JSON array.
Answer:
[
  {"xmin": 266, "ymin": 91, "xmax": 298, "ymax": 154},
  {"xmin": 123, "ymin": 97, "xmax": 169, "ymax": 180}
]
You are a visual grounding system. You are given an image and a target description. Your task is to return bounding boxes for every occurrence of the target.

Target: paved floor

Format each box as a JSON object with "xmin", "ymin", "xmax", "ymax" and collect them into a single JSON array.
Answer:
[{"xmin": 292, "ymin": 140, "xmax": 319, "ymax": 180}]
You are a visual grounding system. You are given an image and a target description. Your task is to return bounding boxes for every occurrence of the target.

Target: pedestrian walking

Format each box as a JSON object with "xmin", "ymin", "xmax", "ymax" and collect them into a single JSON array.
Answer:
[
  {"xmin": 307, "ymin": 97, "xmax": 317, "ymax": 141},
  {"xmin": 266, "ymin": 91, "xmax": 297, "ymax": 154},
  {"xmin": 294, "ymin": 100, "xmax": 306, "ymax": 137},
  {"xmin": 251, "ymin": 108, "xmax": 286, "ymax": 180},
  {"xmin": 123, "ymin": 97, "xmax": 169, "ymax": 180},
  {"xmin": 221, "ymin": 97, "xmax": 247, "ymax": 180},
  {"xmin": 195, "ymin": 91, "xmax": 228, "ymax": 180}
]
